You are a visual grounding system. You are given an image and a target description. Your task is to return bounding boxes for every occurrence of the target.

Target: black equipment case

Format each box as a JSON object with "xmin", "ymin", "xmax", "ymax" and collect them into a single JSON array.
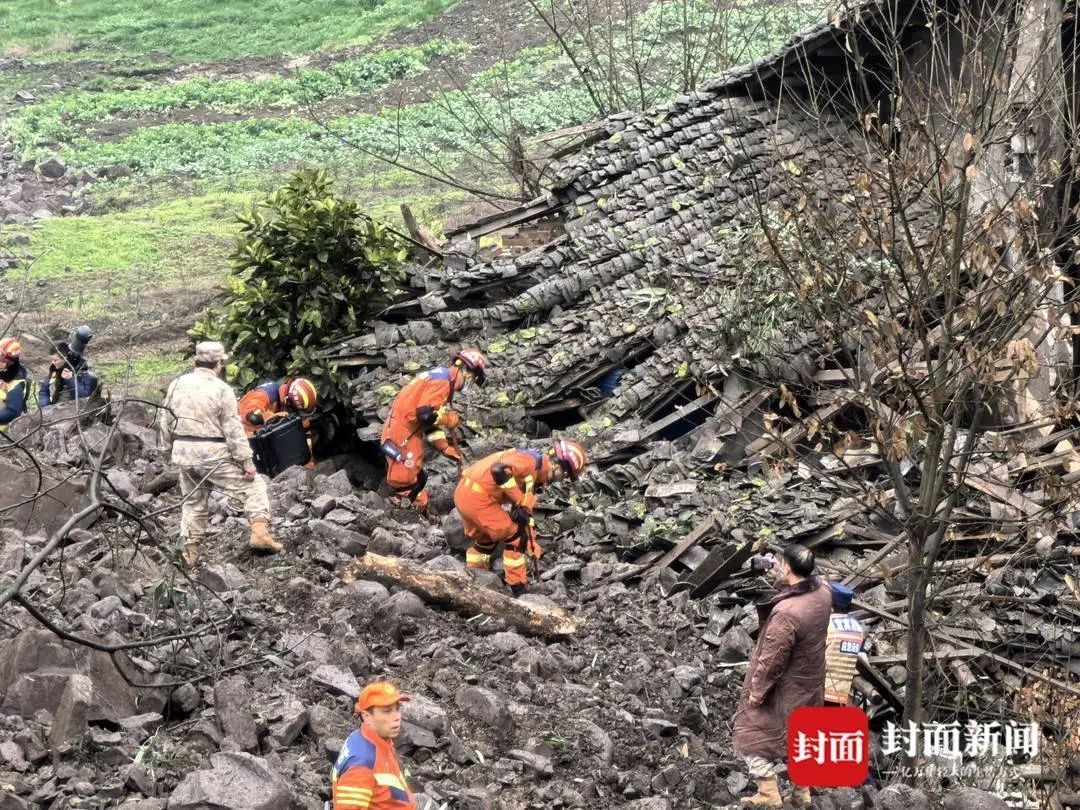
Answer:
[{"xmin": 250, "ymin": 415, "xmax": 310, "ymax": 477}]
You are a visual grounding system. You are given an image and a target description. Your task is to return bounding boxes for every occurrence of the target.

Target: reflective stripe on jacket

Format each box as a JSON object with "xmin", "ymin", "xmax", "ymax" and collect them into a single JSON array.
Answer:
[
  {"xmin": 460, "ymin": 448, "xmax": 552, "ymax": 508},
  {"xmin": 332, "ymin": 726, "xmax": 414, "ymax": 810},
  {"xmin": 381, "ymin": 367, "xmax": 456, "ymax": 453},
  {"xmin": 0, "ymin": 365, "xmax": 29, "ymax": 428},
  {"xmin": 824, "ymin": 612, "xmax": 866, "ymax": 704}
]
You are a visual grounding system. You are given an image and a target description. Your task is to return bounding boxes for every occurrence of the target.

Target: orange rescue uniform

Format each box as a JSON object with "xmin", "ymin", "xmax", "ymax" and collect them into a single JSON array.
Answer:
[
  {"xmin": 237, "ymin": 380, "xmax": 313, "ymax": 465},
  {"xmin": 455, "ymin": 448, "xmax": 553, "ymax": 586},
  {"xmin": 331, "ymin": 725, "xmax": 415, "ymax": 810},
  {"xmin": 380, "ymin": 367, "xmax": 462, "ymax": 509}
]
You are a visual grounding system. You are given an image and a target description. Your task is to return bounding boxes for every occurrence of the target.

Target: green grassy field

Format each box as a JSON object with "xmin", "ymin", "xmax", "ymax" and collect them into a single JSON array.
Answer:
[
  {"xmin": 0, "ymin": 0, "xmax": 461, "ymax": 60},
  {"xmin": 0, "ymin": 0, "xmax": 821, "ymax": 394}
]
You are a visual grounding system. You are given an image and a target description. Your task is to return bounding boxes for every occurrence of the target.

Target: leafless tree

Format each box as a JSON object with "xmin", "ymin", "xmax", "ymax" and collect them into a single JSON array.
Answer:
[{"xmin": 724, "ymin": 0, "xmax": 1080, "ymax": 779}]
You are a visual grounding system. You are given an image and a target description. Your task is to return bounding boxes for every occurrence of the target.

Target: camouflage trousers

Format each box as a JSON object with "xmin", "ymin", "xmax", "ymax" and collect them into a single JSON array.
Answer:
[
  {"xmin": 178, "ymin": 461, "xmax": 270, "ymax": 541},
  {"xmin": 745, "ymin": 755, "xmax": 783, "ymax": 778}
]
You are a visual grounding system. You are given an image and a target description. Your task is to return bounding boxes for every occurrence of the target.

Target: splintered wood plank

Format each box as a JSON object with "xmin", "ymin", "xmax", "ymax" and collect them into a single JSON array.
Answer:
[{"xmin": 649, "ymin": 514, "xmax": 718, "ymax": 572}]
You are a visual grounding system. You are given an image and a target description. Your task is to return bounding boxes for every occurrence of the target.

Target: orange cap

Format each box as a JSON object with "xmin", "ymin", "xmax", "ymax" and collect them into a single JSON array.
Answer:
[{"xmin": 356, "ymin": 681, "xmax": 410, "ymax": 712}]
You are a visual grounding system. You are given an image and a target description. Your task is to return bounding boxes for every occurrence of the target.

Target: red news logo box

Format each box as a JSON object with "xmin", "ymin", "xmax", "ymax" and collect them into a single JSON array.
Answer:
[{"xmin": 787, "ymin": 707, "xmax": 869, "ymax": 787}]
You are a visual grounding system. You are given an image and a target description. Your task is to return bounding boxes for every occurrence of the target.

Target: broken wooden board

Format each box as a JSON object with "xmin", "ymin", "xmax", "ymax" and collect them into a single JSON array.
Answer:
[
  {"xmin": 673, "ymin": 538, "xmax": 757, "ymax": 599},
  {"xmin": 649, "ymin": 514, "xmax": 718, "ymax": 573},
  {"xmin": 963, "ymin": 474, "xmax": 1043, "ymax": 517}
]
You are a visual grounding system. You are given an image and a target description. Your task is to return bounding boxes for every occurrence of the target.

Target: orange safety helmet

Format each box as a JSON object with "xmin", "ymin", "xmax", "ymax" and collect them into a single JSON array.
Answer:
[
  {"xmin": 0, "ymin": 338, "xmax": 22, "ymax": 360},
  {"xmin": 452, "ymin": 348, "xmax": 488, "ymax": 386},
  {"xmin": 551, "ymin": 439, "xmax": 587, "ymax": 481},
  {"xmin": 286, "ymin": 378, "xmax": 317, "ymax": 413}
]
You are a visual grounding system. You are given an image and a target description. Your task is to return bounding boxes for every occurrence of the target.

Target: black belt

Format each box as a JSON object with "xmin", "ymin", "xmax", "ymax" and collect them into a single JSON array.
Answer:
[{"xmin": 173, "ymin": 434, "xmax": 226, "ymax": 443}]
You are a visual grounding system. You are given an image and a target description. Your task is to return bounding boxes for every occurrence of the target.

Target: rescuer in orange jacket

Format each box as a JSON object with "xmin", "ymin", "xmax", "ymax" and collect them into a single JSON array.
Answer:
[
  {"xmin": 331, "ymin": 681, "xmax": 415, "ymax": 810},
  {"xmin": 238, "ymin": 378, "xmax": 318, "ymax": 467},
  {"xmin": 456, "ymin": 439, "xmax": 587, "ymax": 592},
  {"xmin": 238, "ymin": 378, "xmax": 317, "ymax": 437},
  {"xmin": 380, "ymin": 350, "xmax": 487, "ymax": 516}
]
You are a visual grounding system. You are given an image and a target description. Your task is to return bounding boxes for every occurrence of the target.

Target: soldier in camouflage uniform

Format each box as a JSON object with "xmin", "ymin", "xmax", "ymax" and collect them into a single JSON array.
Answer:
[{"xmin": 158, "ymin": 341, "xmax": 282, "ymax": 567}]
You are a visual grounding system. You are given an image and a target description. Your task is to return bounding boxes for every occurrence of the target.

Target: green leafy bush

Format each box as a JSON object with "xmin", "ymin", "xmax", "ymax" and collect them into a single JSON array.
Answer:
[{"xmin": 190, "ymin": 169, "xmax": 407, "ymax": 442}]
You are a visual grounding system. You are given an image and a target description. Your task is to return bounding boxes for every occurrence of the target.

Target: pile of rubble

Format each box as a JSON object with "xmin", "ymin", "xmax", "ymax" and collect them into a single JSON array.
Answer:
[{"xmin": 0, "ymin": 438, "xmax": 1032, "ymax": 810}]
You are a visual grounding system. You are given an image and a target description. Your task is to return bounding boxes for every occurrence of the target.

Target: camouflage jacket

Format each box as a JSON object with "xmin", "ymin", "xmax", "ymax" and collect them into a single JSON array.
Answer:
[{"xmin": 159, "ymin": 368, "xmax": 252, "ymax": 466}]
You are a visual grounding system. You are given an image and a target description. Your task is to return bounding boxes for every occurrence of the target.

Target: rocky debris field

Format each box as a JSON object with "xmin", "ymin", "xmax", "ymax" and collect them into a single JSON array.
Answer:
[{"xmin": 0, "ymin": 401, "xmax": 1040, "ymax": 810}]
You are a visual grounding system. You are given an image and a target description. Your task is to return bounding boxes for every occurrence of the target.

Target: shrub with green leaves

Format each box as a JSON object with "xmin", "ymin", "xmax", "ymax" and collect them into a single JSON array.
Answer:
[{"xmin": 190, "ymin": 168, "xmax": 407, "ymax": 442}]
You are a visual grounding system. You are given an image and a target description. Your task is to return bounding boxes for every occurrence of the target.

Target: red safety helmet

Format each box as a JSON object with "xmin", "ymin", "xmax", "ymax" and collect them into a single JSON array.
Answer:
[
  {"xmin": 452, "ymin": 348, "xmax": 488, "ymax": 386},
  {"xmin": 0, "ymin": 338, "xmax": 22, "ymax": 360},
  {"xmin": 286, "ymin": 378, "xmax": 317, "ymax": 413},
  {"xmin": 551, "ymin": 439, "xmax": 587, "ymax": 481}
]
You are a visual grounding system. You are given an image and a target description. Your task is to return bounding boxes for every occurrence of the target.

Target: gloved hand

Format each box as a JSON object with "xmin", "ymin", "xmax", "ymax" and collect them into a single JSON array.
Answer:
[
  {"xmin": 437, "ymin": 407, "xmax": 460, "ymax": 429},
  {"xmin": 246, "ymin": 411, "xmax": 265, "ymax": 426},
  {"xmin": 509, "ymin": 504, "xmax": 532, "ymax": 525}
]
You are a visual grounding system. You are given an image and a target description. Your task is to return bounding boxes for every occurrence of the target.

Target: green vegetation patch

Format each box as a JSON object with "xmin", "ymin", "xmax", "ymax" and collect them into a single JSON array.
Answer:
[
  {"xmin": 96, "ymin": 351, "xmax": 187, "ymax": 399},
  {"xmin": 21, "ymin": 193, "xmax": 242, "ymax": 281},
  {"xmin": 0, "ymin": 0, "xmax": 461, "ymax": 62},
  {"xmin": 5, "ymin": 41, "xmax": 469, "ymax": 152}
]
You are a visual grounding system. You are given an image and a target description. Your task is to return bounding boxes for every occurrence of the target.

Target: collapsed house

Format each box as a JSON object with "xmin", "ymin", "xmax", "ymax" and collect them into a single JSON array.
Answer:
[{"xmin": 322, "ymin": 0, "xmax": 1080, "ymax": 788}]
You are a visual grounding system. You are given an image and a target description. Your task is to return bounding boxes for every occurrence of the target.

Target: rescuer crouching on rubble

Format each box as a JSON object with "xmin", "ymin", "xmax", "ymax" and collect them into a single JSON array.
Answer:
[
  {"xmin": 238, "ymin": 376, "xmax": 318, "ymax": 467},
  {"xmin": 158, "ymin": 341, "xmax": 282, "ymax": 567},
  {"xmin": 733, "ymin": 544, "xmax": 832, "ymax": 808},
  {"xmin": 39, "ymin": 336, "xmax": 99, "ymax": 408},
  {"xmin": 456, "ymin": 440, "xmax": 587, "ymax": 594},
  {"xmin": 380, "ymin": 349, "xmax": 488, "ymax": 517},
  {"xmin": 330, "ymin": 681, "xmax": 415, "ymax": 810}
]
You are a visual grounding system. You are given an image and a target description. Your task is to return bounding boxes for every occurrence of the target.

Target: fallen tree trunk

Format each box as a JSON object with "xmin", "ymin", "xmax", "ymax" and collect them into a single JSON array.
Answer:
[{"xmin": 342, "ymin": 553, "xmax": 579, "ymax": 637}]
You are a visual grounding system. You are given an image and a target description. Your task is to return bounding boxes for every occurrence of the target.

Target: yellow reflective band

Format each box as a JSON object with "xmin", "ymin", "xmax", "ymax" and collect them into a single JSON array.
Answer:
[
  {"xmin": 503, "ymin": 556, "xmax": 526, "ymax": 568},
  {"xmin": 337, "ymin": 787, "xmax": 373, "ymax": 795},
  {"xmin": 466, "ymin": 552, "xmax": 491, "ymax": 563},
  {"xmin": 428, "ymin": 430, "xmax": 446, "ymax": 442},
  {"xmin": 524, "ymin": 475, "xmax": 534, "ymax": 492},
  {"xmin": 499, "ymin": 478, "xmax": 517, "ymax": 489},
  {"xmin": 374, "ymin": 772, "xmax": 408, "ymax": 790},
  {"xmin": 462, "ymin": 477, "xmax": 484, "ymax": 494}
]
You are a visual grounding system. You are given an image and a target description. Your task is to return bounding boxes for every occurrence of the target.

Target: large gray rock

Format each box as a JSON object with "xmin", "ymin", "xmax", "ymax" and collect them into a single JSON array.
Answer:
[
  {"xmin": 0, "ymin": 628, "xmax": 141, "ymax": 722},
  {"xmin": 168, "ymin": 752, "xmax": 299, "ymax": 810},
  {"xmin": 455, "ymin": 685, "xmax": 513, "ymax": 733},
  {"xmin": 214, "ymin": 676, "xmax": 259, "ymax": 753},
  {"xmin": 310, "ymin": 519, "xmax": 367, "ymax": 556},
  {"xmin": 37, "ymin": 156, "xmax": 67, "ymax": 179},
  {"xmin": 319, "ymin": 470, "xmax": 355, "ymax": 498},
  {"xmin": 381, "ymin": 590, "xmax": 427, "ymax": 619},
  {"xmin": 716, "ymin": 626, "xmax": 754, "ymax": 663},
  {"xmin": 49, "ymin": 673, "xmax": 93, "ymax": 758},
  {"xmin": 0, "ymin": 794, "xmax": 29, "ymax": 809},
  {"xmin": 875, "ymin": 785, "xmax": 930, "ymax": 810},
  {"xmin": 942, "ymin": 788, "xmax": 1010, "ymax": 810},
  {"xmin": 441, "ymin": 510, "xmax": 471, "ymax": 551},
  {"xmin": 312, "ymin": 664, "xmax": 360, "ymax": 699},
  {"xmin": 0, "ymin": 458, "xmax": 96, "ymax": 537},
  {"xmin": 402, "ymin": 693, "xmax": 449, "ymax": 735}
]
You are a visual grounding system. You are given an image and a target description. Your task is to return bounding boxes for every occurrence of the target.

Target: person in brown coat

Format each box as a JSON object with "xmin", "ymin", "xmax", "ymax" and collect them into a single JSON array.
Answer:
[{"xmin": 732, "ymin": 544, "xmax": 833, "ymax": 807}]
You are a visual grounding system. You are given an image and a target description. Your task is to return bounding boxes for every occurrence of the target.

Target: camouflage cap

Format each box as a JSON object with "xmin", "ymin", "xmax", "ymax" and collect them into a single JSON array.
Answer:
[{"xmin": 194, "ymin": 341, "xmax": 229, "ymax": 364}]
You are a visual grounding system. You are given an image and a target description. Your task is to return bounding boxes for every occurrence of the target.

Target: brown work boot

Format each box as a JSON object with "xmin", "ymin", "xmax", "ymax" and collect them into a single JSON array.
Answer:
[
  {"xmin": 741, "ymin": 777, "xmax": 782, "ymax": 808},
  {"xmin": 249, "ymin": 517, "xmax": 282, "ymax": 553},
  {"xmin": 788, "ymin": 786, "xmax": 812, "ymax": 807},
  {"xmin": 181, "ymin": 542, "xmax": 200, "ymax": 568}
]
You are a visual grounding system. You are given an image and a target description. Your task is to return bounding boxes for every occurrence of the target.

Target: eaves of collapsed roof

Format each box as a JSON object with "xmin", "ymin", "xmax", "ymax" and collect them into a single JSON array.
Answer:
[{"xmin": 325, "ymin": 0, "xmax": 921, "ymax": 437}]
